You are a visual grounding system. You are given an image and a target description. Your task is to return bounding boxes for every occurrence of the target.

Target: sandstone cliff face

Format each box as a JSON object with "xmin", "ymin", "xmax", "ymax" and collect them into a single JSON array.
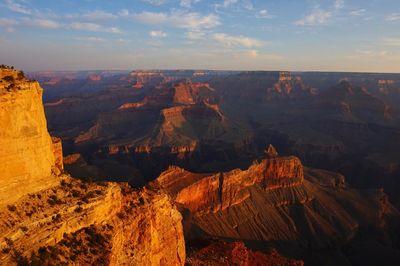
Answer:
[
  {"xmin": 156, "ymin": 149, "xmax": 400, "ymax": 254},
  {"xmin": 109, "ymin": 186, "xmax": 185, "ymax": 266},
  {"xmin": 0, "ymin": 68, "xmax": 186, "ymax": 266},
  {"xmin": 0, "ymin": 178, "xmax": 185, "ymax": 266},
  {"xmin": 158, "ymin": 153, "xmax": 305, "ymax": 213},
  {"xmin": 0, "ymin": 73, "xmax": 59, "ymax": 207}
]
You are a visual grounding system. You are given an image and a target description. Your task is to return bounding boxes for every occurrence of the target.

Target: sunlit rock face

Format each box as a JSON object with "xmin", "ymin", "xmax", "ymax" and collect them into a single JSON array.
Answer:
[
  {"xmin": 157, "ymin": 146, "xmax": 304, "ymax": 214},
  {"xmin": 0, "ymin": 69, "xmax": 60, "ymax": 207},
  {"xmin": 0, "ymin": 179, "xmax": 186, "ymax": 266},
  {"xmin": 0, "ymin": 67, "xmax": 186, "ymax": 266},
  {"xmin": 156, "ymin": 146, "xmax": 400, "ymax": 257}
]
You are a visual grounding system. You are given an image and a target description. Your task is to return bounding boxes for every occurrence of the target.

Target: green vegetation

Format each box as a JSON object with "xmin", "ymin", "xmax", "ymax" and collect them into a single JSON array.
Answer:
[
  {"xmin": 47, "ymin": 195, "xmax": 63, "ymax": 205},
  {"xmin": 3, "ymin": 75, "xmax": 14, "ymax": 82},
  {"xmin": 7, "ymin": 205, "xmax": 17, "ymax": 212},
  {"xmin": 17, "ymin": 71, "xmax": 25, "ymax": 80},
  {"xmin": 0, "ymin": 64, "xmax": 14, "ymax": 69}
]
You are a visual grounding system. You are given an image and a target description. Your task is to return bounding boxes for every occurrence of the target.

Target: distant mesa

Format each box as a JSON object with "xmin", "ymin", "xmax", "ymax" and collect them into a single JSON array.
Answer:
[
  {"xmin": 156, "ymin": 145, "xmax": 399, "ymax": 256},
  {"xmin": 278, "ymin": 71, "xmax": 292, "ymax": 81},
  {"xmin": 88, "ymin": 74, "xmax": 102, "ymax": 81}
]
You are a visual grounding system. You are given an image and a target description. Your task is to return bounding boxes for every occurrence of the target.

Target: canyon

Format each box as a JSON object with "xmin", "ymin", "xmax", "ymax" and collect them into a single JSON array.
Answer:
[
  {"xmin": 41, "ymin": 71, "xmax": 400, "ymax": 202},
  {"xmin": 2, "ymin": 66, "xmax": 400, "ymax": 265},
  {"xmin": 0, "ymin": 67, "xmax": 185, "ymax": 265},
  {"xmin": 155, "ymin": 146, "xmax": 400, "ymax": 264}
]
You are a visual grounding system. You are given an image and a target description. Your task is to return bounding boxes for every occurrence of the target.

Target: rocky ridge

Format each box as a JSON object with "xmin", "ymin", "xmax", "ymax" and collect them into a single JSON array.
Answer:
[
  {"xmin": 0, "ymin": 69, "xmax": 61, "ymax": 207},
  {"xmin": 156, "ymin": 145, "xmax": 400, "ymax": 264},
  {"xmin": 0, "ymin": 68, "xmax": 185, "ymax": 265}
]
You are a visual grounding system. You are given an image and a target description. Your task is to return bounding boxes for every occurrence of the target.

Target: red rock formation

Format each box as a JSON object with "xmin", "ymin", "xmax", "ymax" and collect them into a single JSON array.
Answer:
[
  {"xmin": 0, "ymin": 68, "xmax": 186, "ymax": 266},
  {"xmin": 118, "ymin": 101, "xmax": 147, "ymax": 110},
  {"xmin": 187, "ymin": 241, "xmax": 304, "ymax": 266},
  {"xmin": 156, "ymin": 146, "xmax": 400, "ymax": 260},
  {"xmin": 52, "ymin": 136, "xmax": 64, "ymax": 172},
  {"xmin": 64, "ymin": 153, "xmax": 84, "ymax": 165},
  {"xmin": 129, "ymin": 70, "xmax": 166, "ymax": 89},
  {"xmin": 0, "ymin": 71, "xmax": 60, "ymax": 207},
  {"xmin": 172, "ymin": 81, "xmax": 214, "ymax": 105},
  {"xmin": 88, "ymin": 74, "xmax": 102, "ymax": 81},
  {"xmin": 158, "ymin": 147, "xmax": 304, "ymax": 213}
]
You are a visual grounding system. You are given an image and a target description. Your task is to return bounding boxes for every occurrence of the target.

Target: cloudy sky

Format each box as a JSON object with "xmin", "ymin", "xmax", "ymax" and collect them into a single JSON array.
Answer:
[{"xmin": 0, "ymin": 0, "xmax": 399, "ymax": 72}]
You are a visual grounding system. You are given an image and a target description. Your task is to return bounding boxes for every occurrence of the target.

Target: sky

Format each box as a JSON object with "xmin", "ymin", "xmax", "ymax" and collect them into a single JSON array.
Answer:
[{"xmin": 0, "ymin": 0, "xmax": 400, "ymax": 72}]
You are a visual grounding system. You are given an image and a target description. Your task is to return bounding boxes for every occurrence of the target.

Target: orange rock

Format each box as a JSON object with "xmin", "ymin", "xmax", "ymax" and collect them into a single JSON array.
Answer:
[
  {"xmin": 158, "ymin": 152, "xmax": 305, "ymax": 213},
  {"xmin": 0, "ymin": 72, "xmax": 59, "ymax": 207},
  {"xmin": 187, "ymin": 241, "xmax": 303, "ymax": 266}
]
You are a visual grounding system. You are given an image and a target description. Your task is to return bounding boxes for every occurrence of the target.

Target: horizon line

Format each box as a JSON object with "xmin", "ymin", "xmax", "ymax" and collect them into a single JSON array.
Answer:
[{"xmin": 25, "ymin": 68, "xmax": 400, "ymax": 75}]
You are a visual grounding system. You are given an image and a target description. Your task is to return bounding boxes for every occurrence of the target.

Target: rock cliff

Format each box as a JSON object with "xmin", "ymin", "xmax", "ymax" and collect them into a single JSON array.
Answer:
[
  {"xmin": 0, "ymin": 179, "xmax": 185, "ymax": 265},
  {"xmin": 156, "ymin": 146, "xmax": 400, "ymax": 264},
  {"xmin": 0, "ymin": 68, "xmax": 185, "ymax": 266},
  {"xmin": 0, "ymin": 70, "xmax": 60, "ymax": 207},
  {"xmin": 157, "ymin": 148, "xmax": 304, "ymax": 213}
]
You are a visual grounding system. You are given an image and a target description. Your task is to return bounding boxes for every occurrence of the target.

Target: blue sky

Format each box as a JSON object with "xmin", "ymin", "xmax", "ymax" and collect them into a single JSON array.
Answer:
[{"xmin": 0, "ymin": 0, "xmax": 399, "ymax": 72}]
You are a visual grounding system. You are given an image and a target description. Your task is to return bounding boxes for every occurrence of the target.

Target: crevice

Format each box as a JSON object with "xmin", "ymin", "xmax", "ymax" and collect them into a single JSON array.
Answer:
[{"xmin": 218, "ymin": 172, "xmax": 224, "ymax": 208}]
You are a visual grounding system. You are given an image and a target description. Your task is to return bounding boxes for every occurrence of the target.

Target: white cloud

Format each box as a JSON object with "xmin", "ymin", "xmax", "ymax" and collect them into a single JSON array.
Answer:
[
  {"xmin": 82, "ymin": 10, "xmax": 116, "ymax": 20},
  {"xmin": 185, "ymin": 30, "xmax": 206, "ymax": 40},
  {"xmin": 5, "ymin": 0, "xmax": 31, "ymax": 15},
  {"xmin": 142, "ymin": 0, "xmax": 168, "ymax": 5},
  {"xmin": 74, "ymin": 36, "xmax": 105, "ymax": 42},
  {"xmin": 385, "ymin": 13, "xmax": 400, "ymax": 21},
  {"xmin": 256, "ymin": 9, "xmax": 273, "ymax": 19},
  {"xmin": 133, "ymin": 11, "xmax": 220, "ymax": 30},
  {"xmin": 233, "ymin": 49, "xmax": 282, "ymax": 60},
  {"xmin": 295, "ymin": 0, "xmax": 347, "ymax": 26},
  {"xmin": 0, "ymin": 18, "xmax": 17, "ymax": 32},
  {"xmin": 383, "ymin": 38, "xmax": 400, "ymax": 46},
  {"xmin": 26, "ymin": 19, "xmax": 60, "ymax": 29},
  {"xmin": 245, "ymin": 49, "xmax": 258, "ymax": 58},
  {"xmin": 217, "ymin": 0, "xmax": 253, "ymax": 11},
  {"xmin": 118, "ymin": 9, "xmax": 130, "ymax": 17},
  {"xmin": 355, "ymin": 49, "xmax": 388, "ymax": 57},
  {"xmin": 243, "ymin": 1, "xmax": 253, "ymax": 10},
  {"xmin": 350, "ymin": 9, "xmax": 366, "ymax": 16},
  {"xmin": 213, "ymin": 33, "xmax": 263, "ymax": 48},
  {"xmin": 70, "ymin": 22, "xmax": 121, "ymax": 33},
  {"xmin": 223, "ymin": 0, "xmax": 238, "ymax": 8},
  {"xmin": 295, "ymin": 9, "xmax": 332, "ymax": 26},
  {"xmin": 180, "ymin": 0, "xmax": 200, "ymax": 8},
  {"xmin": 334, "ymin": 0, "xmax": 344, "ymax": 10},
  {"xmin": 66, "ymin": 10, "xmax": 117, "ymax": 20},
  {"xmin": 150, "ymin": 30, "xmax": 167, "ymax": 38}
]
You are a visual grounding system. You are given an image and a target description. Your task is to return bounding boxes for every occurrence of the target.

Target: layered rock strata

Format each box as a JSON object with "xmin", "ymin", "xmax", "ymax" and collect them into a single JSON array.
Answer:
[
  {"xmin": 0, "ymin": 71, "xmax": 60, "ymax": 207},
  {"xmin": 156, "ymin": 146, "xmax": 399, "ymax": 251},
  {"xmin": 0, "ymin": 68, "xmax": 186, "ymax": 265}
]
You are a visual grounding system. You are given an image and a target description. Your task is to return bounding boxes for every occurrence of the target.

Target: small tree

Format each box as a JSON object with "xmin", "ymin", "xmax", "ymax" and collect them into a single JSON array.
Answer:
[
  {"xmin": 17, "ymin": 71, "xmax": 25, "ymax": 80},
  {"xmin": 3, "ymin": 75, "xmax": 14, "ymax": 82}
]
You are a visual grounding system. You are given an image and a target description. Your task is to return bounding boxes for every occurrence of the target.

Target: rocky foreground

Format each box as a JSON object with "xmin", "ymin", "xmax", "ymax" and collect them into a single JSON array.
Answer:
[{"xmin": 0, "ymin": 67, "xmax": 185, "ymax": 265}]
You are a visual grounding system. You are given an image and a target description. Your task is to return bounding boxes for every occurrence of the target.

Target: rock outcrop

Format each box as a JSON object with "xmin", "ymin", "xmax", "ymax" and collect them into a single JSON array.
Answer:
[
  {"xmin": 186, "ymin": 241, "xmax": 304, "ymax": 266},
  {"xmin": 157, "ymin": 147, "xmax": 304, "ymax": 213},
  {"xmin": 0, "ymin": 69, "xmax": 60, "ymax": 207},
  {"xmin": 0, "ymin": 67, "xmax": 186, "ymax": 266},
  {"xmin": 0, "ymin": 178, "xmax": 185, "ymax": 265},
  {"xmin": 74, "ymin": 80, "xmax": 249, "ymax": 178},
  {"xmin": 156, "ymin": 146, "xmax": 400, "ymax": 264}
]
